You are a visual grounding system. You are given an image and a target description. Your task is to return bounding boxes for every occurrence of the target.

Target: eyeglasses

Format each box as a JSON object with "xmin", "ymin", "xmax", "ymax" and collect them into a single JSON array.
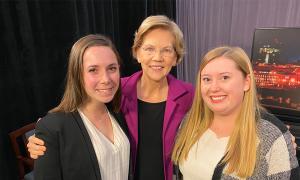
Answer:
[{"xmin": 141, "ymin": 46, "xmax": 175, "ymax": 58}]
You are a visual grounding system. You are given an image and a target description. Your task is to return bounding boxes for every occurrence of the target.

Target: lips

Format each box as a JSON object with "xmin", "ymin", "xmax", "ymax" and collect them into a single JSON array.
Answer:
[
  {"xmin": 210, "ymin": 95, "xmax": 226, "ymax": 103},
  {"xmin": 149, "ymin": 65, "xmax": 164, "ymax": 70},
  {"xmin": 95, "ymin": 87, "xmax": 114, "ymax": 94}
]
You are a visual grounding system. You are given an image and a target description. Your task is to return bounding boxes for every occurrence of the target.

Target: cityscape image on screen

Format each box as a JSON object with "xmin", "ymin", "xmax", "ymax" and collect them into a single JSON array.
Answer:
[{"xmin": 251, "ymin": 28, "xmax": 300, "ymax": 120}]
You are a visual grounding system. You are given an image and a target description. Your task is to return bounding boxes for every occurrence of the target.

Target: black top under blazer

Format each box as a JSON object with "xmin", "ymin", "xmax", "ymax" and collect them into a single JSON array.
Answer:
[{"xmin": 34, "ymin": 107, "xmax": 130, "ymax": 180}]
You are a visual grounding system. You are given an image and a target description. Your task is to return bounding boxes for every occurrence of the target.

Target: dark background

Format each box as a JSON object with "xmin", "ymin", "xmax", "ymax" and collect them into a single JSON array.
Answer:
[{"xmin": 0, "ymin": 0, "xmax": 175, "ymax": 179}]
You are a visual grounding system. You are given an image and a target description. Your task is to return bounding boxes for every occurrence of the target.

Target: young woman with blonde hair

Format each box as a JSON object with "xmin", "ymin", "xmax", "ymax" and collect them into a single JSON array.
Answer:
[{"xmin": 172, "ymin": 46, "xmax": 299, "ymax": 179}]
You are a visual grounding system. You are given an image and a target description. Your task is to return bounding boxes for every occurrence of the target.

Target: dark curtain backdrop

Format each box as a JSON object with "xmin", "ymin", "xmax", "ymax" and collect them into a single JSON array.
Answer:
[{"xmin": 0, "ymin": 0, "xmax": 175, "ymax": 179}]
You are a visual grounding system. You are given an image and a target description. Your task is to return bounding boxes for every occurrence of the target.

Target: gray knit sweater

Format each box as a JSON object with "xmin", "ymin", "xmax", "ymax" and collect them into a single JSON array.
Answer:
[
  {"xmin": 174, "ymin": 112, "xmax": 300, "ymax": 180},
  {"xmin": 219, "ymin": 119, "xmax": 299, "ymax": 179}
]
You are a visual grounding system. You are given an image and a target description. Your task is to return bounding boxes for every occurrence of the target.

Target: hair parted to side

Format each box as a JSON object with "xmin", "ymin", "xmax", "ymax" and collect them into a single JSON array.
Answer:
[
  {"xmin": 50, "ymin": 34, "xmax": 122, "ymax": 113},
  {"xmin": 132, "ymin": 15, "xmax": 185, "ymax": 64},
  {"xmin": 172, "ymin": 46, "xmax": 263, "ymax": 178}
]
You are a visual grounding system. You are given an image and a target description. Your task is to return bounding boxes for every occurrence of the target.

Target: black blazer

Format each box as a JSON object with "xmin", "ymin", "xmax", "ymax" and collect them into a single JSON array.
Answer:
[{"xmin": 34, "ymin": 108, "xmax": 130, "ymax": 180}]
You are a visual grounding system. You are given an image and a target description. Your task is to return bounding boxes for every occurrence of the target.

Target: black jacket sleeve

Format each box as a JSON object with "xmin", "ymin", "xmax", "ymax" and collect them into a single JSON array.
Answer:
[{"xmin": 34, "ymin": 117, "xmax": 62, "ymax": 180}]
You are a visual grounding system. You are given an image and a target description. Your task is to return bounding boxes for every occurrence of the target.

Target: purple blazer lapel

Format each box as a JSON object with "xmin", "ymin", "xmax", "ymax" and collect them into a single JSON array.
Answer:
[
  {"xmin": 123, "ymin": 97, "xmax": 138, "ymax": 143},
  {"xmin": 122, "ymin": 72, "xmax": 190, "ymax": 141},
  {"xmin": 121, "ymin": 72, "xmax": 194, "ymax": 180},
  {"xmin": 121, "ymin": 72, "xmax": 142, "ymax": 148},
  {"xmin": 163, "ymin": 75, "xmax": 189, "ymax": 136}
]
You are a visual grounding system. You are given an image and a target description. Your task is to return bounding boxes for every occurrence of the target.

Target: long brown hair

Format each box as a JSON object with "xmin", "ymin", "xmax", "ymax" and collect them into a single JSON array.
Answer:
[{"xmin": 50, "ymin": 34, "xmax": 122, "ymax": 113}]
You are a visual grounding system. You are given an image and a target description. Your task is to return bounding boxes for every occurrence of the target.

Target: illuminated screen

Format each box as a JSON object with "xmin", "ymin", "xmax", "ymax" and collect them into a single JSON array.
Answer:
[{"xmin": 251, "ymin": 28, "xmax": 300, "ymax": 122}]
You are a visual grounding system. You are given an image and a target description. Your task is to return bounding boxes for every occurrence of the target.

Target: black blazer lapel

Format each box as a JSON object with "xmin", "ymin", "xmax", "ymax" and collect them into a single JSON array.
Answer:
[{"xmin": 71, "ymin": 111, "xmax": 102, "ymax": 180}]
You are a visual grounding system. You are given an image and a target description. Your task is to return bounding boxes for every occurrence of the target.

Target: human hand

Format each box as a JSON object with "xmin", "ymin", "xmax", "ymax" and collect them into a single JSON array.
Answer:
[
  {"xmin": 287, "ymin": 125, "xmax": 297, "ymax": 155},
  {"xmin": 27, "ymin": 135, "xmax": 46, "ymax": 159}
]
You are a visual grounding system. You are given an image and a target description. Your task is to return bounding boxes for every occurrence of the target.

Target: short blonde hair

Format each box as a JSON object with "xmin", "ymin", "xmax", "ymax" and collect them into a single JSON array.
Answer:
[
  {"xmin": 172, "ymin": 46, "xmax": 262, "ymax": 178},
  {"xmin": 132, "ymin": 15, "xmax": 185, "ymax": 64}
]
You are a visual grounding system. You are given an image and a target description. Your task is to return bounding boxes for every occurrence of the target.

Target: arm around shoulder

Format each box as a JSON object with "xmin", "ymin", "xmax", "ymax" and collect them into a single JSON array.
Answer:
[{"xmin": 34, "ymin": 114, "xmax": 63, "ymax": 180}]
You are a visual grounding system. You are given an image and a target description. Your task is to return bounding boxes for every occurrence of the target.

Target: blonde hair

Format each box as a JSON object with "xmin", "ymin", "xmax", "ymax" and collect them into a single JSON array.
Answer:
[
  {"xmin": 172, "ymin": 46, "xmax": 262, "ymax": 178},
  {"xmin": 50, "ymin": 34, "xmax": 122, "ymax": 113},
  {"xmin": 132, "ymin": 15, "xmax": 185, "ymax": 64}
]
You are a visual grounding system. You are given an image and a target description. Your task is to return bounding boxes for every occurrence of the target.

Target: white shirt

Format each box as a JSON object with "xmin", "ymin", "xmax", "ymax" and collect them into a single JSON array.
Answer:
[
  {"xmin": 180, "ymin": 129, "xmax": 229, "ymax": 180},
  {"xmin": 79, "ymin": 109, "xmax": 130, "ymax": 180}
]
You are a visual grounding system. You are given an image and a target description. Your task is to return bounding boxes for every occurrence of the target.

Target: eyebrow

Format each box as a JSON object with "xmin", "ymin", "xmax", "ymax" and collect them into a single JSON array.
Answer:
[
  {"xmin": 87, "ymin": 65, "xmax": 98, "ymax": 68},
  {"xmin": 142, "ymin": 44, "xmax": 173, "ymax": 48},
  {"xmin": 107, "ymin": 63, "xmax": 118, "ymax": 67},
  {"xmin": 201, "ymin": 72, "xmax": 232, "ymax": 76},
  {"xmin": 220, "ymin": 72, "xmax": 231, "ymax": 75},
  {"xmin": 86, "ymin": 62, "xmax": 118, "ymax": 68}
]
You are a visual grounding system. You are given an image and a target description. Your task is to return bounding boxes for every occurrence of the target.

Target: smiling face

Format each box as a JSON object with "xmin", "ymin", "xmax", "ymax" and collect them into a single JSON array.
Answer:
[
  {"xmin": 136, "ymin": 28, "xmax": 177, "ymax": 82},
  {"xmin": 82, "ymin": 46, "xmax": 120, "ymax": 105},
  {"xmin": 200, "ymin": 56, "xmax": 250, "ymax": 117}
]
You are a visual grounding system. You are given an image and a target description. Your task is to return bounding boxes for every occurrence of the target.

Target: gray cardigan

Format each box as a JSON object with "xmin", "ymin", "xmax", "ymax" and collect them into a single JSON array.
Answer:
[{"xmin": 175, "ymin": 112, "xmax": 300, "ymax": 180}]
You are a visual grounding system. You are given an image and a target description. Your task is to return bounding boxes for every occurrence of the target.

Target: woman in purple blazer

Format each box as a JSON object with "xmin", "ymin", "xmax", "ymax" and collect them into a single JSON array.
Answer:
[
  {"xmin": 118, "ymin": 15, "xmax": 194, "ymax": 180},
  {"xmin": 119, "ymin": 15, "xmax": 194, "ymax": 180}
]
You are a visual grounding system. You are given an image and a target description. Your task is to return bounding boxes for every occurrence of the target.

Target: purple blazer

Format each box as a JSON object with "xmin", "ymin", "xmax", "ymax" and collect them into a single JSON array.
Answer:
[{"xmin": 121, "ymin": 71, "xmax": 194, "ymax": 180}]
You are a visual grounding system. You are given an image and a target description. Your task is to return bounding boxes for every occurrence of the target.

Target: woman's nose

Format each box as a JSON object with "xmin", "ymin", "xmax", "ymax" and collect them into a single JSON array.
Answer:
[
  {"xmin": 152, "ymin": 49, "xmax": 163, "ymax": 61},
  {"xmin": 209, "ymin": 80, "xmax": 220, "ymax": 91},
  {"xmin": 100, "ymin": 72, "xmax": 110, "ymax": 84}
]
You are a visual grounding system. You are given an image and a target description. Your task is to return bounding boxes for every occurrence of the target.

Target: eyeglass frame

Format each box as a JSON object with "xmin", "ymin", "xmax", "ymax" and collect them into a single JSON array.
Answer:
[{"xmin": 140, "ymin": 45, "xmax": 176, "ymax": 58}]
